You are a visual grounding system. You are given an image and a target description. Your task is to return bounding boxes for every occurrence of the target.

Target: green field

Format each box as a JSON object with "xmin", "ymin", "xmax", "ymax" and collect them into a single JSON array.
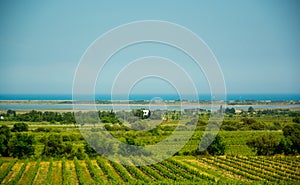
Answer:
[{"xmin": 1, "ymin": 108, "xmax": 300, "ymax": 184}]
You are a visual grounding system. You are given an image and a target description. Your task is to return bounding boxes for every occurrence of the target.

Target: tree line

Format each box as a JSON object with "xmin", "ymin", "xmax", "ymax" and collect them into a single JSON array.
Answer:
[
  {"xmin": 0, "ymin": 123, "xmax": 84, "ymax": 159},
  {"xmin": 2, "ymin": 110, "xmax": 121, "ymax": 124},
  {"xmin": 246, "ymin": 123, "xmax": 300, "ymax": 155}
]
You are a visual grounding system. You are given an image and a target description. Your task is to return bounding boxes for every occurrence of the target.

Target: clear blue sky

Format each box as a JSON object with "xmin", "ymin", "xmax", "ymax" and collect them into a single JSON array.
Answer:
[{"xmin": 0, "ymin": 0, "xmax": 299, "ymax": 95}]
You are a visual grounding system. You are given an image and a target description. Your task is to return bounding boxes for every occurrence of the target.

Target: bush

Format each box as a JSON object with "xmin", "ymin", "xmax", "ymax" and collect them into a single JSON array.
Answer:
[
  {"xmin": 292, "ymin": 117, "xmax": 300, "ymax": 123},
  {"xmin": 34, "ymin": 127, "xmax": 52, "ymax": 132},
  {"xmin": 241, "ymin": 117, "xmax": 256, "ymax": 125},
  {"xmin": 275, "ymin": 137, "xmax": 294, "ymax": 155},
  {"xmin": 199, "ymin": 134, "xmax": 225, "ymax": 156},
  {"xmin": 249, "ymin": 122, "xmax": 265, "ymax": 130},
  {"xmin": 221, "ymin": 125, "xmax": 238, "ymax": 131},
  {"xmin": 8, "ymin": 133, "xmax": 35, "ymax": 158},
  {"xmin": 197, "ymin": 119, "xmax": 207, "ymax": 126},
  {"xmin": 62, "ymin": 143, "xmax": 85, "ymax": 160},
  {"xmin": 273, "ymin": 122, "xmax": 282, "ymax": 129},
  {"xmin": 246, "ymin": 133, "xmax": 280, "ymax": 156},
  {"xmin": 89, "ymin": 133, "xmax": 118, "ymax": 156},
  {"xmin": 282, "ymin": 124, "xmax": 300, "ymax": 154},
  {"xmin": 84, "ymin": 142, "xmax": 98, "ymax": 157},
  {"xmin": 225, "ymin": 108, "xmax": 235, "ymax": 114},
  {"xmin": 221, "ymin": 121, "xmax": 240, "ymax": 131},
  {"xmin": 62, "ymin": 134, "xmax": 77, "ymax": 142},
  {"xmin": 42, "ymin": 134, "xmax": 66, "ymax": 157},
  {"xmin": 11, "ymin": 122, "xmax": 29, "ymax": 132},
  {"xmin": 0, "ymin": 125, "xmax": 11, "ymax": 156},
  {"xmin": 42, "ymin": 134, "xmax": 84, "ymax": 159}
]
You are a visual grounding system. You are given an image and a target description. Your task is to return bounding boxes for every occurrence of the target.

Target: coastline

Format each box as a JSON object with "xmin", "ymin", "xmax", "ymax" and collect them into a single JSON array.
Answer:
[
  {"xmin": 1, "ymin": 99, "xmax": 299, "ymax": 105},
  {"xmin": 0, "ymin": 99, "xmax": 299, "ymax": 113}
]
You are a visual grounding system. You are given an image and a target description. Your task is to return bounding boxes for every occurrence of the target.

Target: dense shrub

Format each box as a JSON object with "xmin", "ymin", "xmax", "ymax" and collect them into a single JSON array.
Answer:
[
  {"xmin": 199, "ymin": 134, "xmax": 226, "ymax": 156},
  {"xmin": 225, "ymin": 107, "xmax": 235, "ymax": 114},
  {"xmin": 276, "ymin": 137, "xmax": 294, "ymax": 155},
  {"xmin": 8, "ymin": 133, "xmax": 35, "ymax": 158},
  {"xmin": 42, "ymin": 134, "xmax": 84, "ymax": 159},
  {"xmin": 282, "ymin": 124, "xmax": 300, "ymax": 154},
  {"xmin": 246, "ymin": 133, "xmax": 280, "ymax": 156},
  {"xmin": 0, "ymin": 125, "xmax": 11, "ymax": 156},
  {"xmin": 221, "ymin": 125, "xmax": 238, "ymax": 131},
  {"xmin": 84, "ymin": 142, "xmax": 98, "ymax": 157},
  {"xmin": 292, "ymin": 117, "xmax": 300, "ymax": 123},
  {"xmin": 34, "ymin": 127, "xmax": 52, "ymax": 132},
  {"xmin": 241, "ymin": 117, "xmax": 256, "ymax": 125},
  {"xmin": 11, "ymin": 122, "xmax": 29, "ymax": 132},
  {"xmin": 221, "ymin": 121, "xmax": 240, "ymax": 131},
  {"xmin": 42, "ymin": 134, "xmax": 68, "ymax": 157},
  {"xmin": 62, "ymin": 134, "xmax": 78, "ymax": 142},
  {"xmin": 249, "ymin": 122, "xmax": 265, "ymax": 130}
]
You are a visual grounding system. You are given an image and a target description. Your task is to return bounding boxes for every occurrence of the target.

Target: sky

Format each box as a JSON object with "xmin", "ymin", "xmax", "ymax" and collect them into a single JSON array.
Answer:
[{"xmin": 0, "ymin": 0, "xmax": 299, "ymax": 95}]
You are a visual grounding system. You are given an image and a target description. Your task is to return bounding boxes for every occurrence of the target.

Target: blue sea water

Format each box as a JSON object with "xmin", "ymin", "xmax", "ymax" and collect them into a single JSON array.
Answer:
[
  {"xmin": 0, "ymin": 94, "xmax": 300, "ymax": 110},
  {"xmin": 0, "ymin": 104, "xmax": 299, "ymax": 111},
  {"xmin": 0, "ymin": 94, "xmax": 300, "ymax": 101}
]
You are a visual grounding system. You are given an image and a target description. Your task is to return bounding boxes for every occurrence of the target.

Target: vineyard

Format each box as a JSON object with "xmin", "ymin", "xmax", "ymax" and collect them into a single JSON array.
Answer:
[
  {"xmin": 0, "ymin": 155, "xmax": 299, "ymax": 185},
  {"xmin": 1, "ymin": 108, "xmax": 300, "ymax": 184}
]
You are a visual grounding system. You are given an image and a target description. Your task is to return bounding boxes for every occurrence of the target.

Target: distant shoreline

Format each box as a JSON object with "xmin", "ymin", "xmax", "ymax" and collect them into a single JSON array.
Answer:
[
  {"xmin": 0, "ymin": 99, "xmax": 299, "ymax": 112},
  {"xmin": 1, "ymin": 99, "xmax": 299, "ymax": 105},
  {"xmin": 0, "ymin": 100, "xmax": 299, "ymax": 108}
]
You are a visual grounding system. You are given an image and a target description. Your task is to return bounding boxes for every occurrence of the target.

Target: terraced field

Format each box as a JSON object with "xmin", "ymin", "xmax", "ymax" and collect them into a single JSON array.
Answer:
[{"xmin": 0, "ymin": 156, "xmax": 299, "ymax": 185}]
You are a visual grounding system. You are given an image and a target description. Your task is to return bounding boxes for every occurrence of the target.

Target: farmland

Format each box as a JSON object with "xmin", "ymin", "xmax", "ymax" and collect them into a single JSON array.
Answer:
[
  {"xmin": 0, "ymin": 107, "xmax": 300, "ymax": 184},
  {"xmin": 0, "ymin": 155, "xmax": 299, "ymax": 184}
]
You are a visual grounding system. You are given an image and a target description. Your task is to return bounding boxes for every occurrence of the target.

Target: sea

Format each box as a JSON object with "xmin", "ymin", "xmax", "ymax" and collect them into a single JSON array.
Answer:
[
  {"xmin": 0, "ymin": 94, "xmax": 299, "ymax": 111},
  {"xmin": 0, "ymin": 94, "xmax": 300, "ymax": 101}
]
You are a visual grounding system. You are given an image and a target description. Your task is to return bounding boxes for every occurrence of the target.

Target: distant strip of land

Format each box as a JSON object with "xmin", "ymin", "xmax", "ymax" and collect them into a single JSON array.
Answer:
[
  {"xmin": 0, "ymin": 99, "xmax": 299, "ymax": 105},
  {"xmin": 0, "ymin": 99, "xmax": 299, "ymax": 113}
]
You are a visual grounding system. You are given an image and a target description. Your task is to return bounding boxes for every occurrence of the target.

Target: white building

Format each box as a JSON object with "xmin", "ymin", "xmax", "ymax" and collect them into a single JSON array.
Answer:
[
  {"xmin": 235, "ymin": 110, "xmax": 242, "ymax": 114},
  {"xmin": 142, "ymin": 110, "xmax": 150, "ymax": 117}
]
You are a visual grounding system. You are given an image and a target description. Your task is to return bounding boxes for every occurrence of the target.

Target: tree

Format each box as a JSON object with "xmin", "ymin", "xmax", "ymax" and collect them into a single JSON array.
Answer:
[
  {"xmin": 221, "ymin": 120, "xmax": 240, "ymax": 131},
  {"xmin": 225, "ymin": 108, "xmax": 235, "ymax": 114},
  {"xmin": 118, "ymin": 136, "xmax": 150, "ymax": 157},
  {"xmin": 11, "ymin": 122, "xmax": 28, "ymax": 132},
  {"xmin": 42, "ymin": 134, "xmax": 65, "ymax": 157},
  {"xmin": 0, "ymin": 125, "xmax": 11, "ymax": 140},
  {"xmin": 248, "ymin": 106, "xmax": 255, "ymax": 114},
  {"xmin": 6, "ymin": 109, "xmax": 16, "ymax": 117},
  {"xmin": 132, "ymin": 109, "xmax": 144, "ymax": 119},
  {"xmin": 61, "ymin": 112, "xmax": 75, "ymax": 124},
  {"xmin": 241, "ymin": 117, "xmax": 256, "ymax": 125},
  {"xmin": 98, "ymin": 110, "xmax": 120, "ymax": 124},
  {"xmin": 0, "ymin": 125, "xmax": 11, "ymax": 156},
  {"xmin": 8, "ymin": 133, "xmax": 35, "ymax": 158},
  {"xmin": 199, "ymin": 134, "xmax": 226, "ymax": 156},
  {"xmin": 249, "ymin": 122, "xmax": 265, "ymax": 130},
  {"xmin": 282, "ymin": 124, "xmax": 300, "ymax": 154},
  {"xmin": 84, "ymin": 142, "xmax": 98, "ymax": 157},
  {"xmin": 246, "ymin": 133, "xmax": 280, "ymax": 156},
  {"xmin": 85, "ymin": 132, "xmax": 118, "ymax": 156},
  {"xmin": 42, "ymin": 134, "xmax": 84, "ymax": 159},
  {"xmin": 275, "ymin": 137, "xmax": 294, "ymax": 155},
  {"xmin": 292, "ymin": 117, "xmax": 300, "ymax": 123},
  {"xmin": 131, "ymin": 109, "xmax": 150, "ymax": 119}
]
